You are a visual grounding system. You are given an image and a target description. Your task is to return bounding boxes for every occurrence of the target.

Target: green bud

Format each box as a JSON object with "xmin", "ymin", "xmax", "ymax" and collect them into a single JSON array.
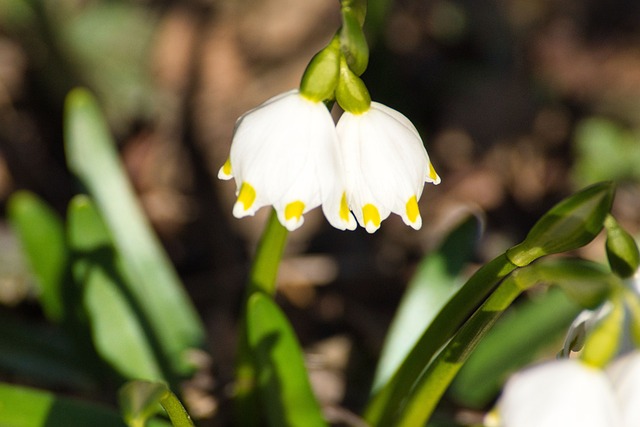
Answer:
[
  {"xmin": 625, "ymin": 289, "xmax": 640, "ymax": 347},
  {"xmin": 340, "ymin": 7, "xmax": 369, "ymax": 76},
  {"xmin": 336, "ymin": 56, "xmax": 371, "ymax": 114},
  {"xmin": 299, "ymin": 36, "xmax": 341, "ymax": 102},
  {"xmin": 604, "ymin": 215, "xmax": 640, "ymax": 278},
  {"xmin": 581, "ymin": 295, "xmax": 624, "ymax": 367},
  {"xmin": 507, "ymin": 181, "xmax": 615, "ymax": 267}
]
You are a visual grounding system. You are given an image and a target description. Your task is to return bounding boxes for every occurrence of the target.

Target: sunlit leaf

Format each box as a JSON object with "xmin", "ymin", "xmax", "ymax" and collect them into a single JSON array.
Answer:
[
  {"xmin": 0, "ymin": 382, "xmax": 171, "ymax": 427},
  {"xmin": 7, "ymin": 190, "xmax": 68, "ymax": 322},
  {"xmin": 64, "ymin": 88, "xmax": 204, "ymax": 378},
  {"xmin": 246, "ymin": 293, "xmax": 327, "ymax": 427},
  {"xmin": 372, "ymin": 215, "xmax": 481, "ymax": 392},
  {"xmin": 67, "ymin": 195, "xmax": 164, "ymax": 382}
]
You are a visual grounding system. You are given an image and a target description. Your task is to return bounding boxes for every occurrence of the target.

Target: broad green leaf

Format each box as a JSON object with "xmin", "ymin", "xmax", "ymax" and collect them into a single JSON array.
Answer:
[
  {"xmin": 0, "ymin": 382, "xmax": 170, "ymax": 427},
  {"xmin": 7, "ymin": 190, "xmax": 68, "ymax": 322},
  {"xmin": 372, "ymin": 215, "xmax": 480, "ymax": 392},
  {"xmin": 246, "ymin": 293, "xmax": 327, "ymax": 427},
  {"xmin": 67, "ymin": 195, "xmax": 163, "ymax": 382},
  {"xmin": 64, "ymin": 88, "xmax": 204, "ymax": 377},
  {"xmin": 234, "ymin": 210, "xmax": 289, "ymax": 427},
  {"xmin": 451, "ymin": 288, "xmax": 582, "ymax": 408},
  {"xmin": 0, "ymin": 312, "xmax": 96, "ymax": 390}
]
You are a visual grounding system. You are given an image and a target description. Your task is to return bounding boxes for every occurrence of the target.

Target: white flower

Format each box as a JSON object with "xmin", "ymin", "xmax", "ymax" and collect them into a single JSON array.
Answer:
[
  {"xmin": 490, "ymin": 359, "xmax": 622, "ymax": 427},
  {"xmin": 607, "ymin": 350, "xmax": 640, "ymax": 427},
  {"xmin": 219, "ymin": 90, "xmax": 356, "ymax": 231},
  {"xmin": 335, "ymin": 102, "xmax": 440, "ymax": 233}
]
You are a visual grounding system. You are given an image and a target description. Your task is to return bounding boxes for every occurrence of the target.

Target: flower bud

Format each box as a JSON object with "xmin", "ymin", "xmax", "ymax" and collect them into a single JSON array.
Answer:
[
  {"xmin": 507, "ymin": 181, "xmax": 615, "ymax": 267},
  {"xmin": 605, "ymin": 215, "xmax": 640, "ymax": 279}
]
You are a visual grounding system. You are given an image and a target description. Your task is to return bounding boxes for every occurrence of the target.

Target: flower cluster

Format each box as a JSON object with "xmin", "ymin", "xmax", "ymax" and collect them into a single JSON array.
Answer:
[{"xmin": 218, "ymin": 8, "xmax": 440, "ymax": 233}]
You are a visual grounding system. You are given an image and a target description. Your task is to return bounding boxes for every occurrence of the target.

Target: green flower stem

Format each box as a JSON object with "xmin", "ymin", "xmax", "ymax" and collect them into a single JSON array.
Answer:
[
  {"xmin": 246, "ymin": 209, "xmax": 290, "ymax": 296},
  {"xmin": 234, "ymin": 209, "xmax": 289, "ymax": 426},
  {"xmin": 364, "ymin": 253, "xmax": 518, "ymax": 426},
  {"xmin": 392, "ymin": 258, "xmax": 615, "ymax": 427},
  {"xmin": 392, "ymin": 269, "xmax": 529, "ymax": 427},
  {"xmin": 159, "ymin": 389, "xmax": 195, "ymax": 427}
]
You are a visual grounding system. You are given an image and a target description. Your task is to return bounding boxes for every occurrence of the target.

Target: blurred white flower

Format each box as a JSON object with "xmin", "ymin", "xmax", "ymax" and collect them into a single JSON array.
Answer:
[
  {"xmin": 336, "ymin": 102, "xmax": 440, "ymax": 233},
  {"xmin": 489, "ymin": 351, "xmax": 640, "ymax": 427},
  {"xmin": 219, "ymin": 90, "xmax": 356, "ymax": 231}
]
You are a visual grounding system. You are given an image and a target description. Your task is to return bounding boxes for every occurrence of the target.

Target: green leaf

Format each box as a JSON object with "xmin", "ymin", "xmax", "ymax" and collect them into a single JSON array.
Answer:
[
  {"xmin": 119, "ymin": 380, "xmax": 195, "ymax": 427},
  {"xmin": 507, "ymin": 181, "xmax": 614, "ymax": 266},
  {"xmin": 7, "ymin": 190, "xmax": 68, "ymax": 322},
  {"xmin": 234, "ymin": 210, "xmax": 289, "ymax": 426},
  {"xmin": 0, "ymin": 382, "xmax": 171, "ymax": 427},
  {"xmin": 451, "ymin": 288, "xmax": 582, "ymax": 408},
  {"xmin": 119, "ymin": 381, "xmax": 167, "ymax": 427},
  {"xmin": 67, "ymin": 195, "xmax": 164, "ymax": 382},
  {"xmin": 372, "ymin": 215, "xmax": 480, "ymax": 392},
  {"xmin": 64, "ymin": 88, "xmax": 204, "ymax": 377},
  {"xmin": 246, "ymin": 293, "xmax": 327, "ymax": 427},
  {"xmin": 0, "ymin": 312, "xmax": 97, "ymax": 390},
  {"xmin": 364, "ymin": 253, "xmax": 518, "ymax": 426}
]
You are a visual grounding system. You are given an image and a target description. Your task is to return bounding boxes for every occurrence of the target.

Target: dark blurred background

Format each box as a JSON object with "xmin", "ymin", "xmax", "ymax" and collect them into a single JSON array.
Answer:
[{"xmin": 1, "ymin": 0, "xmax": 640, "ymax": 424}]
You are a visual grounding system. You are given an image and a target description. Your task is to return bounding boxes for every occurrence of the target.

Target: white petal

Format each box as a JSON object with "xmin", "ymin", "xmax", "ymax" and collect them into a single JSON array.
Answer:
[
  {"xmin": 336, "ymin": 103, "xmax": 434, "ymax": 231},
  {"xmin": 496, "ymin": 360, "xmax": 622, "ymax": 427},
  {"xmin": 223, "ymin": 90, "xmax": 347, "ymax": 230},
  {"xmin": 607, "ymin": 351, "xmax": 640, "ymax": 427}
]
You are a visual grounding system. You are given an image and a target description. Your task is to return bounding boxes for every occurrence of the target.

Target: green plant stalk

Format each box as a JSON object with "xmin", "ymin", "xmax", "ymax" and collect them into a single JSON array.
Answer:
[
  {"xmin": 160, "ymin": 390, "xmax": 195, "ymax": 427},
  {"xmin": 234, "ymin": 210, "xmax": 288, "ymax": 426},
  {"xmin": 393, "ymin": 258, "xmax": 615, "ymax": 426},
  {"xmin": 394, "ymin": 270, "xmax": 529, "ymax": 427},
  {"xmin": 246, "ymin": 210, "xmax": 289, "ymax": 296},
  {"xmin": 364, "ymin": 253, "xmax": 518, "ymax": 425}
]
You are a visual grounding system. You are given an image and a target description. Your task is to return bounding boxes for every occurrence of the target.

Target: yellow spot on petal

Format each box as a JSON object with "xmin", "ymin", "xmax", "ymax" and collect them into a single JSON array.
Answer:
[
  {"xmin": 218, "ymin": 158, "xmax": 233, "ymax": 179},
  {"xmin": 285, "ymin": 201, "xmax": 305, "ymax": 222},
  {"xmin": 222, "ymin": 158, "xmax": 232, "ymax": 175},
  {"xmin": 237, "ymin": 182, "xmax": 256, "ymax": 211},
  {"xmin": 340, "ymin": 193, "xmax": 351, "ymax": 222},
  {"xmin": 362, "ymin": 204, "xmax": 381, "ymax": 233},
  {"xmin": 428, "ymin": 162, "xmax": 440, "ymax": 183},
  {"xmin": 406, "ymin": 196, "xmax": 420, "ymax": 223}
]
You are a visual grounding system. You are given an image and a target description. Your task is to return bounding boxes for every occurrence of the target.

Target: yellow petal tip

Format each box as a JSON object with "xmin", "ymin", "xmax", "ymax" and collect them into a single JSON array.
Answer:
[
  {"xmin": 362, "ymin": 204, "xmax": 381, "ymax": 233},
  {"xmin": 218, "ymin": 158, "xmax": 233, "ymax": 180}
]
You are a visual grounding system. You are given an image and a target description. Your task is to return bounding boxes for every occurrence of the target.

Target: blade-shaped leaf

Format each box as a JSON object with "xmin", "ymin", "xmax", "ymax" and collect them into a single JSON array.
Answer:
[
  {"xmin": 7, "ymin": 190, "xmax": 68, "ymax": 322},
  {"xmin": 0, "ymin": 382, "xmax": 171, "ymax": 427},
  {"xmin": 372, "ymin": 215, "xmax": 481, "ymax": 392},
  {"xmin": 67, "ymin": 195, "xmax": 164, "ymax": 382},
  {"xmin": 246, "ymin": 293, "xmax": 327, "ymax": 427},
  {"xmin": 450, "ymin": 288, "xmax": 582, "ymax": 408},
  {"xmin": 64, "ymin": 88, "xmax": 204, "ymax": 377}
]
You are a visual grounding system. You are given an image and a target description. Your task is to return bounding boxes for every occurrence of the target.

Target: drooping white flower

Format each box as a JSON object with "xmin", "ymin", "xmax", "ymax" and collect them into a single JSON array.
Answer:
[
  {"xmin": 336, "ymin": 102, "xmax": 440, "ymax": 233},
  {"xmin": 218, "ymin": 90, "xmax": 356, "ymax": 231},
  {"xmin": 607, "ymin": 351, "xmax": 640, "ymax": 427},
  {"xmin": 489, "ymin": 359, "xmax": 622, "ymax": 427}
]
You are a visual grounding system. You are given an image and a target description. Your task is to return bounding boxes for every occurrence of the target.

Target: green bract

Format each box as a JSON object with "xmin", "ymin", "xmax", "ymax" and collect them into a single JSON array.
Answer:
[
  {"xmin": 336, "ymin": 57, "xmax": 371, "ymax": 114},
  {"xmin": 507, "ymin": 181, "xmax": 615, "ymax": 267},
  {"xmin": 299, "ymin": 36, "xmax": 341, "ymax": 102}
]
